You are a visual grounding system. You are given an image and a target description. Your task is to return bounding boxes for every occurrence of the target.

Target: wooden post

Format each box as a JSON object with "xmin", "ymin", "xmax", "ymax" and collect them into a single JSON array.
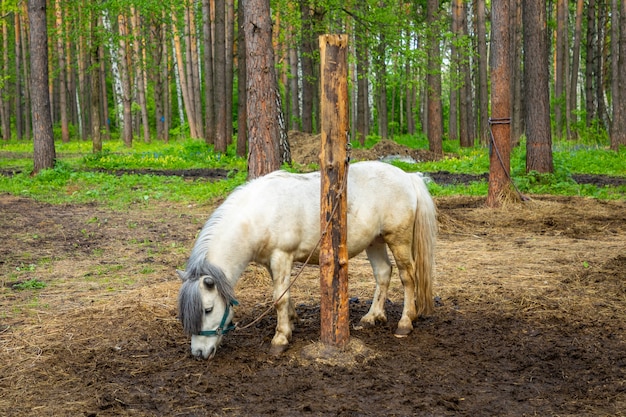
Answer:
[{"xmin": 319, "ymin": 34, "xmax": 349, "ymax": 349}]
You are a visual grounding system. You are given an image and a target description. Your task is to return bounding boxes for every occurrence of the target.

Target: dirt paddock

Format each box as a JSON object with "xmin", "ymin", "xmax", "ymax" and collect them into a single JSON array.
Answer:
[{"xmin": 0, "ymin": 186, "xmax": 624, "ymax": 416}]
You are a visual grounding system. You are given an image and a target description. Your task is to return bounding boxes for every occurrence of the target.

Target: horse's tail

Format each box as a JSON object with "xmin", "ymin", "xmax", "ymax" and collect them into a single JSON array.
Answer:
[{"xmin": 411, "ymin": 173, "xmax": 437, "ymax": 316}]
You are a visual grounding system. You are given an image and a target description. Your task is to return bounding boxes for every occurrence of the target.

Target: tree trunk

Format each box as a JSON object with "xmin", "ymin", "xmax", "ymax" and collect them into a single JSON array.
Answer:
[
  {"xmin": 585, "ymin": 0, "xmax": 597, "ymax": 125},
  {"xmin": 611, "ymin": 0, "xmax": 626, "ymax": 150},
  {"xmin": 186, "ymin": 3, "xmax": 204, "ymax": 140},
  {"xmin": 150, "ymin": 17, "xmax": 165, "ymax": 141},
  {"xmin": 459, "ymin": 0, "xmax": 473, "ymax": 147},
  {"xmin": 523, "ymin": 0, "xmax": 553, "ymax": 173},
  {"xmin": 0, "ymin": 20, "xmax": 11, "ymax": 140},
  {"xmin": 226, "ymin": 0, "xmax": 235, "ymax": 143},
  {"xmin": 118, "ymin": 12, "xmax": 133, "ymax": 146},
  {"xmin": 77, "ymin": 21, "xmax": 88, "ymax": 140},
  {"xmin": 554, "ymin": 0, "xmax": 567, "ymax": 139},
  {"xmin": 98, "ymin": 34, "xmax": 110, "ymax": 140},
  {"xmin": 202, "ymin": 0, "xmax": 215, "ymax": 144},
  {"xmin": 476, "ymin": 0, "xmax": 489, "ymax": 145},
  {"xmin": 355, "ymin": 1, "xmax": 369, "ymax": 145},
  {"xmin": 300, "ymin": 1, "xmax": 321, "ymax": 134},
  {"xmin": 20, "ymin": 3, "xmax": 31, "ymax": 141},
  {"xmin": 172, "ymin": 10, "xmax": 198, "ymax": 139},
  {"xmin": 595, "ymin": 2, "xmax": 608, "ymax": 130},
  {"xmin": 244, "ymin": 0, "xmax": 285, "ymax": 179},
  {"xmin": 131, "ymin": 7, "xmax": 150, "ymax": 143},
  {"xmin": 214, "ymin": 0, "xmax": 228, "ymax": 151},
  {"xmin": 161, "ymin": 18, "xmax": 170, "ymax": 143},
  {"xmin": 406, "ymin": 57, "xmax": 416, "ymax": 135},
  {"xmin": 510, "ymin": 0, "xmax": 524, "ymax": 146},
  {"xmin": 236, "ymin": 4, "xmax": 247, "ymax": 157},
  {"xmin": 426, "ymin": 0, "xmax": 443, "ymax": 156},
  {"xmin": 90, "ymin": 10, "xmax": 102, "ymax": 153},
  {"xmin": 28, "ymin": 0, "xmax": 56, "ymax": 173},
  {"xmin": 289, "ymin": 40, "xmax": 300, "ymax": 131},
  {"xmin": 376, "ymin": 35, "xmax": 388, "ymax": 139},
  {"xmin": 14, "ymin": 12, "xmax": 23, "ymax": 140},
  {"xmin": 569, "ymin": 0, "xmax": 584, "ymax": 138},
  {"xmin": 300, "ymin": 1, "xmax": 314, "ymax": 133},
  {"xmin": 54, "ymin": 0, "xmax": 69, "ymax": 143},
  {"xmin": 102, "ymin": 11, "xmax": 123, "ymax": 133},
  {"xmin": 449, "ymin": 0, "xmax": 460, "ymax": 143},
  {"xmin": 486, "ymin": 0, "xmax": 515, "ymax": 207}
]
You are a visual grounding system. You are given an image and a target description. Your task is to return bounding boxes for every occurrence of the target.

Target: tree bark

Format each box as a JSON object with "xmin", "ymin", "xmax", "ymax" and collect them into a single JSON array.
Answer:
[
  {"xmin": 288, "ymin": 37, "xmax": 300, "ymax": 131},
  {"xmin": 319, "ymin": 34, "xmax": 349, "ymax": 350},
  {"xmin": 476, "ymin": 0, "xmax": 489, "ymax": 145},
  {"xmin": 236, "ymin": 4, "xmax": 248, "ymax": 157},
  {"xmin": 426, "ymin": 0, "xmax": 443, "ymax": 156},
  {"xmin": 90, "ymin": 9, "xmax": 102, "ymax": 153},
  {"xmin": 449, "ymin": 0, "xmax": 460, "ymax": 143},
  {"xmin": 509, "ymin": 0, "xmax": 524, "ymax": 146},
  {"xmin": 355, "ymin": 1, "xmax": 369, "ymax": 145},
  {"xmin": 172, "ymin": 10, "xmax": 198, "ymax": 139},
  {"xmin": 611, "ymin": 0, "xmax": 626, "ymax": 150},
  {"xmin": 0, "ymin": 20, "xmax": 11, "ymax": 141},
  {"xmin": 14, "ymin": 12, "xmax": 23, "ymax": 140},
  {"xmin": 554, "ymin": 0, "xmax": 567, "ymax": 139},
  {"xmin": 376, "ymin": 34, "xmax": 388, "ymax": 139},
  {"xmin": 523, "ymin": 0, "xmax": 553, "ymax": 173},
  {"xmin": 569, "ymin": 0, "xmax": 584, "ymax": 138},
  {"xmin": 459, "ymin": 0, "xmax": 473, "ymax": 147},
  {"xmin": 54, "ymin": 0, "xmax": 69, "ymax": 143},
  {"xmin": 118, "ymin": 12, "xmax": 133, "ymax": 146},
  {"xmin": 300, "ymin": 0, "xmax": 317, "ymax": 133},
  {"xmin": 244, "ymin": 0, "xmax": 285, "ymax": 179},
  {"xmin": 486, "ymin": 0, "xmax": 515, "ymax": 207},
  {"xmin": 202, "ymin": 0, "xmax": 215, "ymax": 144},
  {"xmin": 186, "ymin": 2, "xmax": 204, "ymax": 139},
  {"xmin": 585, "ymin": 0, "xmax": 597, "ymax": 125},
  {"xmin": 20, "ymin": 3, "xmax": 31, "ymax": 141},
  {"xmin": 214, "ymin": 0, "xmax": 228, "ymax": 151},
  {"xmin": 131, "ymin": 7, "xmax": 150, "ymax": 143},
  {"xmin": 225, "ymin": 0, "xmax": 235, "ymax": 143},
  {"xmin": 28, "ymin": 0, "xmax": 56, "ymax": 173}
]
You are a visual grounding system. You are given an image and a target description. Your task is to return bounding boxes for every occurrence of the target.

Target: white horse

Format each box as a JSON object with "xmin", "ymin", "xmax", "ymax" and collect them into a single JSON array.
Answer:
[{"xmin": 177, "ymin": 161, "xmax": 437, "ymax": 359}]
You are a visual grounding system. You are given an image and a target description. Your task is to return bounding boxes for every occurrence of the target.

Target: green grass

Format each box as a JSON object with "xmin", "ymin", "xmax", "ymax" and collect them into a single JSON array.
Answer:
[{"xmin": 0, "ymin": 134, "xmax": 624, "ymax": 204}]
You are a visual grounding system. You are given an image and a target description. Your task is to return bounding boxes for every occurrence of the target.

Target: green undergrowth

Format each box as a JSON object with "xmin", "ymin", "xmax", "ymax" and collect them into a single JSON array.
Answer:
[{"xmin": 0, "ymin": 134, "xmax": 624, "ymax": 206}]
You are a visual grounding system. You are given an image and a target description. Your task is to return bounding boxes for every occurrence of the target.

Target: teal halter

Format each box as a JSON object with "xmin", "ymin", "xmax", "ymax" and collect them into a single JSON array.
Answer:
[{"xmin": 197, "ymin": 299, "xmax": 239, "ymax": 337}]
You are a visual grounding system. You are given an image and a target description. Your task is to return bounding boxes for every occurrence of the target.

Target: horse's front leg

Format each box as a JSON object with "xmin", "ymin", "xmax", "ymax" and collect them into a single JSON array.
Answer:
[{"xmin": 268, "ymin": 251, "xmax": 297, "ymax": 355}]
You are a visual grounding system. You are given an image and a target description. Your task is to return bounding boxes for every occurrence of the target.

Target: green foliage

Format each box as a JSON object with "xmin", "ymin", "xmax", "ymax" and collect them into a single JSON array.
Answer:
[
  {"xmin": 12, "ymin": 278, "xmax": 47, "ymax": 291},
  {"xmin": 0, "ymin": 135, "xmax": 623, "ymax": 205}
]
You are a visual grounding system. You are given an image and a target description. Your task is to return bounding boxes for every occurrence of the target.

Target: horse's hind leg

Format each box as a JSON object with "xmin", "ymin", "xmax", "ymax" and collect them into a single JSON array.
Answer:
[
  {"xmin": 387, "ymin": 241, "xmax": 418, "ymax": 337},
  {"xmin": 358, "ymin": 240, "xmax": 392, "ymax": 328}
]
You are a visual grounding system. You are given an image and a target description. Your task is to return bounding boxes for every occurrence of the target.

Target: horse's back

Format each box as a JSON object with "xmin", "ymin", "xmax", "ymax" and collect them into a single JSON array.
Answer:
[{"xmin": 218, "ymin": 161, "xmax": 431, "ymax": 263}]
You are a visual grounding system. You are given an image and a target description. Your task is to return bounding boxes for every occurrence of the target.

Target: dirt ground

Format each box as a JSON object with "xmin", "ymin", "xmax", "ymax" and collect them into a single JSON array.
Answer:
[{"xmin": 1, "ymin": 136, "xmax": 625, "ymax": 416}]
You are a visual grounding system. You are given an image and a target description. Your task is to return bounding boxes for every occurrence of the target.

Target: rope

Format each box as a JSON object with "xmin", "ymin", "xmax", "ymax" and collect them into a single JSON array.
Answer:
[
  {"xmin": 237, "ymin": 144, "xmax": 352, "ymax": 331},
  {"xmin": 488, "ymin": 118, "xmax": 529, "ymax": 202}
]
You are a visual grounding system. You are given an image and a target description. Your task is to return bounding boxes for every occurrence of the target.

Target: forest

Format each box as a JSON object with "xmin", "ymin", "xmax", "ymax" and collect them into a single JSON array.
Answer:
[{"xmin": 0, "ymin": 0, "xmax": 625, "ymax": 168}]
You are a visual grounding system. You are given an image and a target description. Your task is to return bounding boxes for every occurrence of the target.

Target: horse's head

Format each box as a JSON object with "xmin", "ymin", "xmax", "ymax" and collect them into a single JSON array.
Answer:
[{"xmin": 177, "ymin": 264, "xmax": 238, "ymax": 359}]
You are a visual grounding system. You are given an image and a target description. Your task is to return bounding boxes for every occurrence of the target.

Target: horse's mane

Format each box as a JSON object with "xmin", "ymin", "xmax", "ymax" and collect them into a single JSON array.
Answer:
[
  {"xmin": 178, "ymin": 263, "xmax": 237, "ymax": 335},
  {"xmin": 184, "ymin": 182, "xmax": 251, "ymax": 277}
]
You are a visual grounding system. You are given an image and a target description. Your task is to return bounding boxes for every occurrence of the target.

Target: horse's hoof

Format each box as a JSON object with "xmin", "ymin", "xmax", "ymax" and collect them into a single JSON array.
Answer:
[
  {"xmin": 394, "ymin": 327, "xmax": 412, "ymax": 338},
  {"xmin": 269, "ymin": 344, "xmax": 288, "ymax": 356}
]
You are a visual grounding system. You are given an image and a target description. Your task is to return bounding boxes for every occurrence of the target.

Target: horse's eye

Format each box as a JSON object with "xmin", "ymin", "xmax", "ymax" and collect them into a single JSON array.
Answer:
[{"xmin": 204, "ymin": 307, "xmax": 213, "ymax": 315}]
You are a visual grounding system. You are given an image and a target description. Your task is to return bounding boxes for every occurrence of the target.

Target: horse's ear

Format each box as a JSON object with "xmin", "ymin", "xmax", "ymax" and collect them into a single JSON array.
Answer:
[
  {"xmin": 203, "ymin": 276, "xmax": 215, "ymax": 290},
  {"xmin": 176, "ymin": 269, "xmax": 186, "ymax": 281}
]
